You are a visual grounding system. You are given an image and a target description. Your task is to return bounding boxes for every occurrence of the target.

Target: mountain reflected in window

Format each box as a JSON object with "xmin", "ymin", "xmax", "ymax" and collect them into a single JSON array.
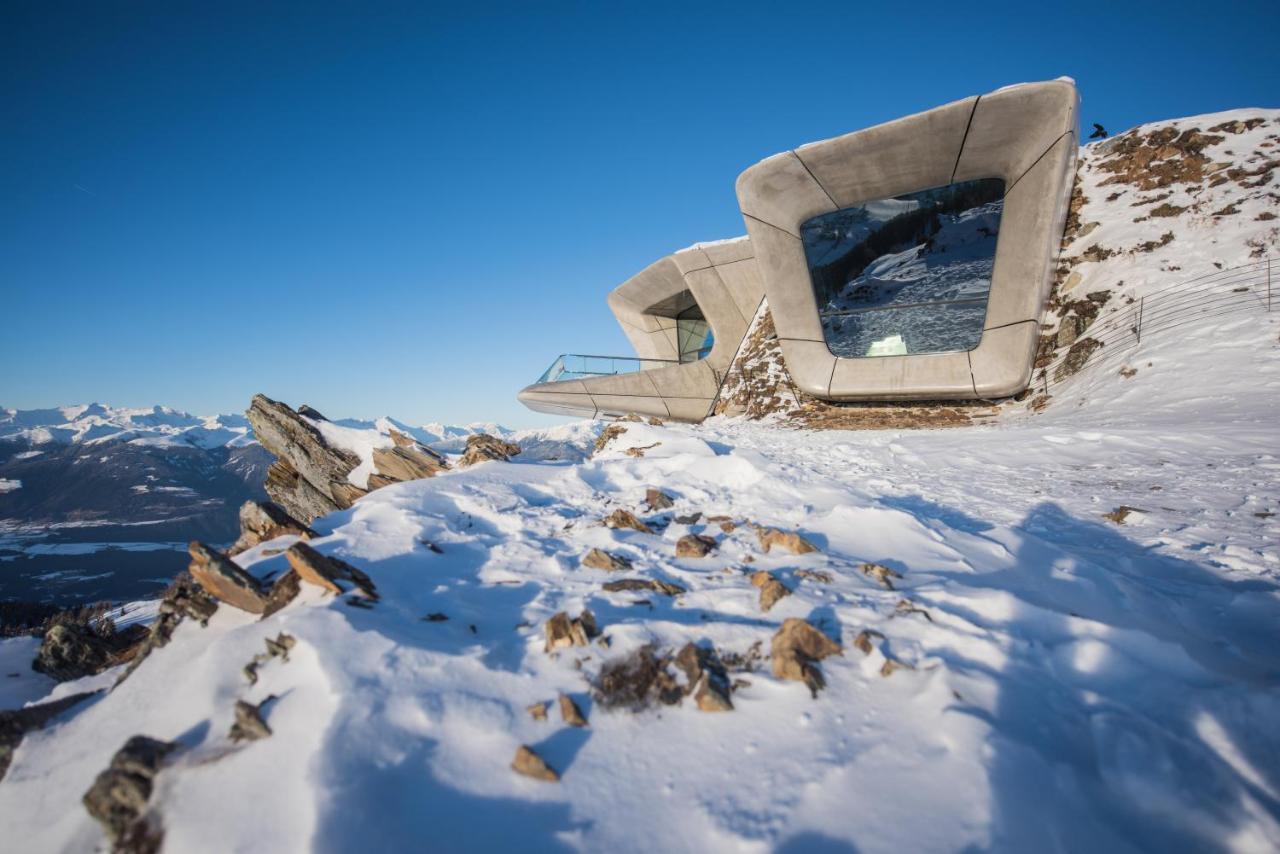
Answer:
[{"xmin": 801, "ymin": 178, "xmax": 1004, "ymax": 358}]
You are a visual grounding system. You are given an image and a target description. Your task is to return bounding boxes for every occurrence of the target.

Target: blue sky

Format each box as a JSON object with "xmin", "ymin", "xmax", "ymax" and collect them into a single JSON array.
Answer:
[{"xmin": 3, "ymin": 2, "xmax": 1277, "ymax": 428}]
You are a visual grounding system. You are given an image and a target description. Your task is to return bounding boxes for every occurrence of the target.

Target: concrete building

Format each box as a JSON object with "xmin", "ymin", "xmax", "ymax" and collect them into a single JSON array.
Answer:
[{"xmin": 519, "ymin": 80, "xmax": 1079, "ymax": 420}]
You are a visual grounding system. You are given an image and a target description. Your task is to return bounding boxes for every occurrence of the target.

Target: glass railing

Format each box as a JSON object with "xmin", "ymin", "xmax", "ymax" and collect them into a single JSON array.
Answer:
[{"xmin": 536, "ymin": 354, "xmax": 679, "ymax": 384}]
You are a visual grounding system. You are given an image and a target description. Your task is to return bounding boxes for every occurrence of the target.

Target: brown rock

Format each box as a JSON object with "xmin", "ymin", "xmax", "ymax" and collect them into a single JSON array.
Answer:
[
  {"xmin": 543, "ymin": 610, "xmax": 598, "ymax": 653},
  {"xmin": 329, "ymin": 480, "xmax": 370, "ymax": 507},
  {"xmin": 188, "ymin": 542, "xmax": 268, "ymax": 614},
  {"xmin": 625, "ymin": 443, "xmax": 660, "ymax": 458},
  {"xmin": 511, "ymin": 745, "xmax": 558, "ymax": 782},
  {"xmin": 674, "ymin": 643, "xmax": 734, "ymax": 712},
  {"xmin": 284, "ymin": 542, "xmax": 378, "ymax": 599},
  {"xmin": 602, "ymin": 578, "xmax": 686, "ymax": 596},
  {"xmin": 229, "ymin": 698, "xmax": 272, "ymax": 742},
  {"xmin": 261, "ymin": 569, "xmax": 302, "ymax": 618},
  {"xmin": 771, "ymin": 619, "xmax": 842, "ymax": 696},
  {"xmin": 526, "ymin": 702, "xmax": 548, "ymax": 722},
  {"xmin": 31, "ymin": 624, "xmax": 113, "ymax": 682},
  {"xmin": 853, "ymin": 629, "xmax": 885, "ymax": 655},
  {"xmin": 755, "ymin": 526, "xmax": 820, "ymax": 555},
  {"xmin": 229, "ymin": 500, "xmax": 315, "ymax": 555},
  {"xmin": 894, "ymin": 600, "xmax": 933, "ymax": 621},
  {"xmin": 860, "ymin": 563, "xmax": 902, "ymax": 590},
  {"xmin": 593, "ymin": 424, "xmax": 627, "ymax": 455},
  {"xmin": 644, "ymin": 488, "xmax": 675, "ymax": 511},
  {"xmin": 82, "ymin": 735, "xmax": 175, "ymax": 849},
  {"xmin": 603, "ymin": 509, "xmax": 653, "ymax": 534},
  {"xmin": 246, "ymin": 394, "xmax": 361, "ymax": 521},
  {"xmin": 795, "ymin": 569, "xmax": 833, "ymax": 584},
  {"xmin": 1104, "ymin": 505, "xmax": 1143, "ymax": 524},
  {"xmin": 558, "ymin": 694, "xmax": 588, "ymax": 727},
  {"xmin": 388, "ymin": 429, "xmax": 417, "ymax": 447},
  {"xmin": 750, "ymin": 571, "xmax": 792, "ymax": 612},
  {"xmin": 371, "ymin": 443, "xmax": 448, "ymax": 483},
  {"xmin": 581, "ymin": 548, "xmax": 632, "ymax": 572},
  {"xmin": 675, "ymin": 534, "xmax": 717, "ymax": 558},
  {"xmin": 458, "ymin": 433, "xmax": 521, "ymax": 468}
]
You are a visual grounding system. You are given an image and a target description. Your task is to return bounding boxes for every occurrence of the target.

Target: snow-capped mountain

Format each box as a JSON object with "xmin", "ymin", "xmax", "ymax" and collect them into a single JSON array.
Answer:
[{"xmin": 0, "ymin": 404, "xmax": 255, "ymax": 450}]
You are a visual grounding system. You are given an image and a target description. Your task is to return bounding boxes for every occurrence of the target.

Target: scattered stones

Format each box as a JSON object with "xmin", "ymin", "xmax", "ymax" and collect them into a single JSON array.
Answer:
[
  {"xmin": 593, "ymin": 425, "xmax": 627, "ymax": 455},
  {"xmin": 593, "ymin": 645, "xmax": 683, "ymax": 710},
  {"xmin": 511, "ymin": 745, "xmax": 559, "ymax": 782},
  {"xmin": 558, "ymin": 694, "xmax": 589, "ymax": 727},
  {"xmin": 543, "ymin": 610, "xmax": 598, "ymax": 653},
  {"xmin": 229, "ymin": 698, "xmax": 272, "ymax": 742},
  {"xmin": 674, "ymin": 643, "xmax": 734, "ymax": 712},
  {"xmin": 853, "ymin": 630, "xmax": 885, "ymax": 655},
  {"xmin": 771, "ymin": 619, "xmax": 842, "ymax": 696},
  {"xmin": 1104, "ymin": 505, "xmax": 1144, "ymax": 524},
  {"xmin": 861, "ymin": 563, "xmax": 902, "ymax": 590},
  {"xmin": 581, "ymin": 548, "xmax": 632, "ymax": 572},
  {"xmin": 755, "ymin": 526, "xmax": 820, "ymax": 555},
  {"xmin": 371, "ymin": 443, "xmax": 448, "ymax": 482},
  {"xmin": 261, "ymin": 569, "xmax": 301, "ymax": 618},
  {"xmin": 242, "ymin": 633, "xmax": 296, "ymax": 684},
  {"xmin": 894, "ymin": 600, "xmax": 933, "ymax": 621},
  {"xmin": 674, "ymin": 512, "xmax": 702, "ymax": 525},
  {"xmin": 602, "ymin": 578, "xmax": 687, "ymax": 596},
  {"xmin": 1, "ymin": 691, "xmax": 98, "ymax": 782},
  {"xmin": 188, "ymin": 542, "xmax": 268, "ymax": 614},
  {"xmin": 116, "ymin": 574, "xmax": 218, "ymax": 685},
  {"xmin": 644, "ymin": 488, "xmax": 675, "ymax": 511},
  {"xmin": 602, "ymin": 508, "xmax": 653, "ymax": 534},
  {"xmin": 284, "ymin": 542, "xmax": 378, "ymax": 599},
  {"xmin": 82, "ymin": 735, "xmax": 175, "ymax": 851},
  {"xmin": 750, "ymin": 571, "xmax": 792, "ymax": 612},
  {"xmin": 675, "ymin": 534, "xmax": 717, "ymax": 558},
  {"xmin": 458, "ymin": 433, "xmax": 521, "ymax": 468},
  {"xmin": 229, "ymin": 500, "xmax": 315, "ymax": 555},
  {"xmin": 526, "ymin": 702, "xmax": 548, "ymax": 721},
  {"xmin": 1119, "ymin": 365, "xmax": 1138, "ymax": 379},
  {"xmin": 795, "ymin": 569, "xmax": 833, "ymax": 584}
]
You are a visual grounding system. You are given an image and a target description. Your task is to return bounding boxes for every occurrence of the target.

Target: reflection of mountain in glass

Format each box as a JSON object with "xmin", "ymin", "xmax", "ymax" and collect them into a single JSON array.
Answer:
[{"xmin": 801, "ymin": 179, "xmax": 1004, "ymax": 358}]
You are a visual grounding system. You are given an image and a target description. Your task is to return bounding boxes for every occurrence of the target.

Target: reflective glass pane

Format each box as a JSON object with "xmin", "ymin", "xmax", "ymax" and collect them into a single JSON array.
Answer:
[{"xmin": 801, "ymin": 178, "xmax": 1004, "ymax": 358}]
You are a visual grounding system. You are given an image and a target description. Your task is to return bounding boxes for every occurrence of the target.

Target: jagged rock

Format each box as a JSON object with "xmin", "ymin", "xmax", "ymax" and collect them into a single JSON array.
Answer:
[
  {"xmin": 116, "ymin": 574, "xmax": 218, "ymax": 685},
  {"xmin": 602, "ymin": 509, "xmax": 653, "ymax": 534},
  {"xmin": 188, "ymin": 542, "xmax": 268, "ymax": 614},
  {"xmin": 860, "ymin": 563, "xmax": 902, "ymax": 590},
  {"xmin": 645, "ymin": 488, "xmax": 675, "ymax": 511},
  {"xmin": 328, "ymin": 481, "xmax": 369, "ymax": 507},
  {"xmin": 675, "ymin": 534, "xmax": 716, "ymax": 558},
  {"xmin": 458, "ymin": 433, "xmax": 521, "ymax": 468},
  {"xmin": 755, "ymin": 526, "xmax": 820, "ymax": 555},
  {"xmin": 1, "ymin": 691, "xmax": 97, "ymax": 781},
  {"xmin": 32, "ymin": 623, "xmax": 113, "ymax": 682},
  {"xmin": 674, "ymin": 643, "xmax": 733, "ymax": 712},
  {"xmin": 559, "ymin": 694, "xmax": 588, "ymax": 727},
  {"xmin": 602, "ymin": 578, "xmax": 686, "ymax": 596},
  {"xmin": 592, "ymin": 424, "xmax": 627, "ymax": 455},
  {"xmin": 261, "ymin": 569, "xmax": 301, "ymax": 618},
  {"xmin": 246, "ymin": 394, "xmax": 361, "ymax": 522},
  {"xmin": 771, "ymin": 618, "xmax": 842, "ymax": 696},
  {"xmin": 297, "ymin": 404, "xmax": 328, "ymax": 421},
  {"xmin": 284, "ymin": 542, "xmax": 378, "ymax": 599},
  {"xmin": 543, "ymin": 610, "xmax": 598, "ymax": 653},
  {"xmin": 581, "ymin": 548, "xmax": 632, "ymax": 572},
  {"xmin": 229, "ymin": 699, "xmax": 272, "ymax": 742},
  {"xmin": 593, "ymin": 645, "xmax": 683, "ymax": 710},
  {"xmin": 229, "ymin": 500, "xmax": 315, "ymax": 555},
  {"xmin": 526, "ymin": 702, "xmax": 548, "ymax": 721},
  {"xmin": 371, "ymin": 444, "xmax": 448, "ymax": 483},
  {"xmin": 511, "ymin": 745, "xmax": 558, "ymax": 782},
  {"xmin": 82, "ymin": 735, "xmax": 175, "ymax": 850},
  {"xmin": 750, "ymin": 571, "xmax": 792, "ymax": 612}
]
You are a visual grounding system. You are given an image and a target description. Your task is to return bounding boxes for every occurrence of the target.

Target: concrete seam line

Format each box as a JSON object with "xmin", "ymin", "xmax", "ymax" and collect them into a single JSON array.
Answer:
[
  {"xmin": 826, "ymin": 351, "xmax": 839, "ymax": 398},
  {"xmin": 790, "ymin": 150, "xmax": 841, "ymax": 212},
  {"xmin": 741, "ymin": 211, "xmax": 801, "ymax": 241},
  {"xmin": 1004, "ymin": 130, "xmax": 1072, "ymax": 198},
  {"xmin": 950, "ymin": 95, "xmax": 981, "ymax": 184},
  {"xmin": 966, "ymin": 350, "xmax": 979, "ymax": 397},
  {"xmin": 778, "ymin": 336, "xmax": 828, "ymax": 345}
]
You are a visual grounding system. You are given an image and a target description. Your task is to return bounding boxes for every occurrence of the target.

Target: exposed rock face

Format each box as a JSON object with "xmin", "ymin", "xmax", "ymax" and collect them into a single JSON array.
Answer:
[
  {"xmin": 82, "ymin": 735, "xmax": 175, "ymax": 852},
  {"xmin": 755, "ymin": 526, "xmax": 820, "ymax": 555},
  {"xmin": 581, "ymin": 548, "xmax": 632, "ymax": 572},
  {"xmin": 750, "ymin": 571, "xmax": 792, "ymax": 612},
  {"xmin": 117, "ymin": 573, "xmax": 218, "ymax": 684},
  {"xmin": 1, "ymin": 691, "xmax": 98, "ymax": 781},
  {"xmin": 32, "ymin": 623, "xmax": 113, "ymax": 682},
  {"xmin": 511, "ymin": 745, "xmax": 558, "ymax": 782},
  {"xmin": 229, "ymin": 500, "xmax": 315, "ymax": 555},
  {"xmin": 602, "ymin": 509, "xmax": 653, "ymax": 534},
  {"xmin": 544, "ymin": 610, "xmax": 598, "ymax": 652},
  {"xmin": 771, "ymin": 618, "xmax": 842, "ymax": 696},
  {"xmin": 370, "ymin": 444, "xmax": 448, "ymax": 482},
  {"xmin": 675, "ymin": 534, "xmax": 716, "ymax": 558},
  {"xmin": 283, "ymin": 542, "xmax": 378, "ymax": 599},
  {"xmin": 246, "ymin": 394, "xmax": 361, "ymax": 522},
  {"xmin": 188, "ymin": 542, "xmax": 268, "ymax": 614},
  {"xmin": 458, "ymin": 433, "xmax": 521, "ymax": 468}
]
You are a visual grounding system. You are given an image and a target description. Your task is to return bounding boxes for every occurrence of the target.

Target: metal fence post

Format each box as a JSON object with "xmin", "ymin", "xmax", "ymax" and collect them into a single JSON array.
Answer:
[
  {"xmin": 1268, "ymin": 257, "xmax": 1272, "ymax": 312},
  {"xmin": 1136, "ymin": 296, "xmax": 1144, "ymax": 344}
]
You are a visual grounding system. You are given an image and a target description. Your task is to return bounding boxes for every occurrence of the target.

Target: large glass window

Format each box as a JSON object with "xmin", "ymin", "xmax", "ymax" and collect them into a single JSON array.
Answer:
[
  {"xmin": 800, "ymin": 178, "xmax": 1004, "ymax": 358},
  {"xmin": 676, "ymin": 304, "xmax": 713, "ymax": 363}
]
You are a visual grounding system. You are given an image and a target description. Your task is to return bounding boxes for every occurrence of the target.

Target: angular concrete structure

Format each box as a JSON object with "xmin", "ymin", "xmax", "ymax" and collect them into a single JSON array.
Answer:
[
  {"xmin": 517, "ymin": 237, "xmax": 764, "ymax": 421},
  {"xmin": 736, "ymin": 80, "xmax": 1079, "ymax": 400}
]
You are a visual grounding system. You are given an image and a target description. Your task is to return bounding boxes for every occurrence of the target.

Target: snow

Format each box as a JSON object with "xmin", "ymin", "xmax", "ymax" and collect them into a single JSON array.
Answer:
[
  {"xmin": 0, "ymin": 111, "xmax": 1278, "ymax": 852},
  {"xmin": 0, "ymin": 404, "xmax": 252, "ymax": 449},
  {"xmin": 0, "ymin": 479, "xmax": 20, "ymax": 493}
]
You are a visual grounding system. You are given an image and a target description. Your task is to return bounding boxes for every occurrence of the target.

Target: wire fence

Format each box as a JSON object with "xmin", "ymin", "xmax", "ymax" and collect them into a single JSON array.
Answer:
[{"xmin": 1036, "ymin": 256, "xmax": 1275, "ymax": 392}]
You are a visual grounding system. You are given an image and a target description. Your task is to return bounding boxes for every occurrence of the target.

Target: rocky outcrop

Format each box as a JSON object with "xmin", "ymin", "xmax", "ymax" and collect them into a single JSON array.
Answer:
[
  {"xmin": 558, "ymin": 694, "xmax": 588, "ymax": 727},
  {"xmin": 370, "ymin": 444, "xmax": 448, "ymax": 483},
  {"xmin": 32, "ymin": 624, "xmax": 113, "ymax": 682},
  {"xmin": 283, "ymin": 542, "xmax": 378, "ymax": 599},
  {"xmin": 229, "ymin": 500, "xmax": 315, "ymax": 555},
  {"xmin": 82, "ymin": 735, "xmax": 175, "ymax": 853},
  {"xmin": 771, "ymin": 619, "xmax": 842, "ymax": 696},
  {"xmin": 117, "ymin": 573, "xmax": 218, "ymax": 684},
  {"xmin": 1, "ymin": 691, "xmax": 98, "ymax": 781},
  {"xmin": 644, "ymin": 488, "xmax": 674, "ymax": 511},
  {"xmin": 458, "ymin": 433, "xmax": 521, "ymax": 468},
  {"xmin": 246, "ymin": 394, "xmax": 361, "ymax": 522},
  {"xmin": 187, "ymin": 542, "xmax": 268, "ymax": 614}
]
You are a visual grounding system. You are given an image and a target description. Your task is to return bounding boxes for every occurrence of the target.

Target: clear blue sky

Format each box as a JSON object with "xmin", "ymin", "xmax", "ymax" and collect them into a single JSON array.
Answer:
[{"xmin": 3, "ymin": 1, "xmax": 1277, "ymax": 427}]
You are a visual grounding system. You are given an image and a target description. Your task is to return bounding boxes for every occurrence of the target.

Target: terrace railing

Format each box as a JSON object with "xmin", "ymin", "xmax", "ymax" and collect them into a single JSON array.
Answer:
[{"xmin": 536, "ymin": 354, "xmax": 679, "ymax": 385}]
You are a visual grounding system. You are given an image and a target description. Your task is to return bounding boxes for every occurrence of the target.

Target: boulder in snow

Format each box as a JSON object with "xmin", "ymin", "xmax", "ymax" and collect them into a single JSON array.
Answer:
[
  {"xmin": 771, "ymin": 618, "xmax": 842, "ymax": 696},
  {"xmin": 188, "ymin": 542, "xmax": 269, "ymax": 614}
]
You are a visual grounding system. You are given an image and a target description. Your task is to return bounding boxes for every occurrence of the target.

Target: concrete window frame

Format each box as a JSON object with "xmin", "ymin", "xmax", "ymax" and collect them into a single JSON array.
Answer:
[
  {"xmin": 517, "ymin": 236, "xmax": 764, "ymax": 421},
  {"xmin": 735, "ymin": 80, "xmax": 1079, "ymax": 400}
]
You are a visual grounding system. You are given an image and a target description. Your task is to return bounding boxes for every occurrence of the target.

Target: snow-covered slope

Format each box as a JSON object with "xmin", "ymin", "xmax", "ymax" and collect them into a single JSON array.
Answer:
[
  {"xmin": 0, "ymin": 404, "xmax": 254, "ymax": 450},
  {"xmin": 1, "ymin": 111, "xmax": 1278, "ymax": 853}
]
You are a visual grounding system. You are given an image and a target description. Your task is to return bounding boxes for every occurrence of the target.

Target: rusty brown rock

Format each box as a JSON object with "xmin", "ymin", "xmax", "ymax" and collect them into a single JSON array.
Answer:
[
  {"xmin": 527, "ymin": 702, "xmax": 548, "ymax": 722},
  {"xmin": 458, "ymin": 433, "xmax": 521, "ymax": 468},
  {"xmin": 593, "ymin": 424, "xmax": 627, "ymax": 455},
  {"xmin": 644, "ymin": 488, "xmax": 675, "ymax": 511},
  {"xmin": 511, "ymin": 745, "xmax": 559, "ymax": 782},
  {"xmin": 771, "ymin": 619, "xmax": 842, "ymax": 696},
  {"xmin": 750, "ymin": 571, "xmax": 792, "ymax": 612},
  {"xmin": 853, "ymin": 629, "xmax": 885, "ymax": 655},
  {"xmin": 229, "ymin": 500, "xmax": 315, "ymax": 555},
  {"xmin": 544, "ymin": 610, "xmax": 598, "ymax": 653},
  {"xmin": 602, "ymin": 578, "xmax": 686, "ymax": 596},
  {"xmin": 188, "ymin": 542, "xmax": 268, "ymax": 614},
  {"xmin": 284, "ymin": 542, "xmax": 378, "ymax": 599},
  {"xmin": 755, "ymin": 526, "xmax": 819, "ymax": 555},
  {"xmin": 558, "ymin": 694, "xmax": 589, "ymax": 727},
  {"xmin": 581, "ymin": 548, "xmax": 632, "ymax": 572},
  {"xmin": 675, "ymin": 534, "xmax": 717, "ymax": 558},
  {"xmin": 603, "ymin": 509, "xmax": 653, "ymax": 534},
  {"xmin": 371, "ymin": 443, "xmax": 448, "ymax": 483},
  {"xmin": 246, "ymin": 394, "xmax": 361, "ymax": 521},
  {"xmin": 860, "ymin": 563, "xmax": 902, "ymax": 590}
]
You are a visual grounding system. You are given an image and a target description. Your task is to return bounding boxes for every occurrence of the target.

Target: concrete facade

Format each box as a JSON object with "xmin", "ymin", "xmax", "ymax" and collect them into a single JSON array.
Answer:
[
  {"xmin": 736, "ymin": 79, "xmax": 1078, "ymax": 400},
  {"xmin": 517, "ymin": 237, "xmax": 765, "ymax": 420}
]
